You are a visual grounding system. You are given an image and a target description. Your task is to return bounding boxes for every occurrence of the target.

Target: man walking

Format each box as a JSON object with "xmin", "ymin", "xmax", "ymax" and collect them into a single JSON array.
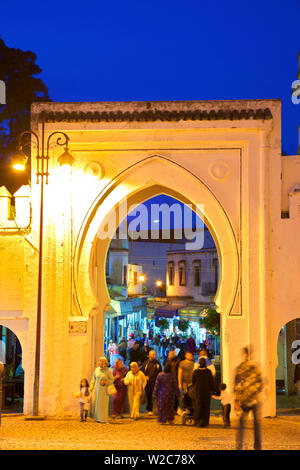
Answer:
[
  {"xmin": 178, "ymin": 351, "xmax": 195, "ymax": 393},
  {"xmin": 186, "ymin": 334, "xmax": 196, "ymax": 356},
  {"xmin": 118, "ymin": 337, "xmax": 127, "ymax": 363},
  {"xmin": 140, "ymin": 349, "xmax": 162, "ymax": 415},
  {"xmin": 165, "ymin": 348, "xmax": 180, "ymax": 412},
  {"xmin": 234, "ymin": 346, "xmax": 264, "ymax": 450},
  {"xmin": 196, "ymin": 349, "xmax": 216, "ymax": 378}
]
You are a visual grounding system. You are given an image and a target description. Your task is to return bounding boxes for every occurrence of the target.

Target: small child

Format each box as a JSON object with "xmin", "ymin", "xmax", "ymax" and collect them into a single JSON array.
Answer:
[
  {"xmin": 75, "ymin": 378, "xmax": 91, "ymax": 422},
  {"xmin": 212, "ymin": 383, "xmax": 231, "ymax": 427}
]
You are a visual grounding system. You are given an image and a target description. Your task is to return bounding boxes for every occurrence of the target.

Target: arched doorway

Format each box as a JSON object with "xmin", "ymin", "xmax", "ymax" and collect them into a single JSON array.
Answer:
[
  {"xmin": 91, "ymin": 191, "xmax": 222, "ymax": 418},
  {"xmin": 0, "ymin": 325, "xmax": 24, "ymax": 413},
  {"xmin": 73, "ymin": 156, "xmax": 239, "ymax": 384},
  {"xmin": 95, "ymin": 193, "xmax": 221, "ymax": 365},
  {"xmin": 276, "ymin": 318, "xmax": 300, "ymax": 411}
]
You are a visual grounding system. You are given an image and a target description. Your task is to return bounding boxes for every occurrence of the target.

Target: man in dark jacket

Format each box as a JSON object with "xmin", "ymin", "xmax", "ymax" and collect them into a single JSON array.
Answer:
[
  {"xmin": 118, "ymin": 337, "xmax": 127, "ymax": 362},
  {"xmin": 234, "ymin": 346, "xmax": 263, "ymax": 450},
  {"xmin": 164, "ymin": 348, "xmax": 180, "ymax": 412},
  {"xmin": 129, "ymin": 342, "xmax": 141, "ymax": 365},
  {"xmin": 140, "ymin": 349, "xmax": 162, "ymax": 415}
]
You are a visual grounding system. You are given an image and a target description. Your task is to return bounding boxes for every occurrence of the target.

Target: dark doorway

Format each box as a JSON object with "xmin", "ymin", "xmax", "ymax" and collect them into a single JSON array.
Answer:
[{"xmin": 0, "ymin": 326, "xmax": 24, "ymax": 413}]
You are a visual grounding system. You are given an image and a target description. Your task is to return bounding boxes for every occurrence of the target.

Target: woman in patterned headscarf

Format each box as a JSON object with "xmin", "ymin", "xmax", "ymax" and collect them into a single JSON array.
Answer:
[
  {"xmin": 153, "ymin": 361, "xmax": 180, "ymax": 424},
  {"xmin": 111, "ymin": 358, "xmax": 128, "ymax": 419}
]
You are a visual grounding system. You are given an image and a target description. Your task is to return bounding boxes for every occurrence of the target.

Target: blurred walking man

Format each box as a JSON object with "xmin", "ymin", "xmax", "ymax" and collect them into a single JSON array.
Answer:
[{"xmin": 234, "ymin": 346, "xmax": 264, "ymax": 450}]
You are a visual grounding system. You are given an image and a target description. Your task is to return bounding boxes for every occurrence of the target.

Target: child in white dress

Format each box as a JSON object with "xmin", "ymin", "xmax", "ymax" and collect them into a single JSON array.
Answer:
[
  {"xmin": 212, "ymin": 383, "xmax": 231, "ymax": 427},
  {"xmin": 75, "ymin": 378, "xmax": 91, "ymax": 422}
]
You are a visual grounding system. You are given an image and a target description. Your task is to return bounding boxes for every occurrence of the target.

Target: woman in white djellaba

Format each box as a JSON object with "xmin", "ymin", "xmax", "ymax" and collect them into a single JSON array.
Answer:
[{"xmin": 89, "ymin": 356, "xmax": 114, "ymax": 423}]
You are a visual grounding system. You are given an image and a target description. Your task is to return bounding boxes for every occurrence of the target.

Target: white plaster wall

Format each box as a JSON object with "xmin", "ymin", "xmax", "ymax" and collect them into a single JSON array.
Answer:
[
  {"xmin": 281, "ymin": 156, "xmax": 300, "ymax": 211},
  {"xmin": 1, "ymin": 99, "xmax": 299, "ymax": 417},
  {"xmin": 166, "ymin": 250, "xmax": 218, "ymax": 302},
  {"xmin": 128, "ymin": 263, "xmax": 143, "ymax": 295}
]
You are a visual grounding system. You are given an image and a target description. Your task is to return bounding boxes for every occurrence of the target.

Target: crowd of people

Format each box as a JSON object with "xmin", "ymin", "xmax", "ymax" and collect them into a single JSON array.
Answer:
[
  {"xmin": 75, "ymin": 338, "xmax": 264, "ymax": 450},
  {"xmin": 105, "ymin": 331, "xmax": 216, "ymax": 366}
]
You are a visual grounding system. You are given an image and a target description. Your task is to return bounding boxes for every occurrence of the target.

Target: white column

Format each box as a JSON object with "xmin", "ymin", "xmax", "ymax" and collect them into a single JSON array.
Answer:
[
  {"xmin": 0, "ymin": 186, "xmax": 12, "ymax": 225},
  {"xmin": 14, "ymin": 185, "xmax": 31, "ymax": 228}
]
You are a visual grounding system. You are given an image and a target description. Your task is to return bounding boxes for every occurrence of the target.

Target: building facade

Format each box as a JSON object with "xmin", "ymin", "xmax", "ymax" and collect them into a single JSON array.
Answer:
[
  {"xmin": 95, "ymin": 238, "xmax": 146, "ymax": 344},
  {"xmin": 0, "ymin": 99, "xmax": 300, "ymax": 417},
  {"xmin": 166, "ymin": 229, "xmax": 218, "ymax": 303}
]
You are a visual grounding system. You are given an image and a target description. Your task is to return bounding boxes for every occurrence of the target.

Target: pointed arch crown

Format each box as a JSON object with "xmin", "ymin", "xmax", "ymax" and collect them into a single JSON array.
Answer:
[{"xmin": 74, "ymin": 156, "xmax": 239, "ymax": 318}]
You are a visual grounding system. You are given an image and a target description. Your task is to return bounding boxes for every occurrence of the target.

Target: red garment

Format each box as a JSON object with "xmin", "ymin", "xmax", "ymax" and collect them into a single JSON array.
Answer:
[
  {"xmin": 111, "ymin": 365, "xmax": 128, "ymax": 415},
  {"xmin": 187, "ymin": 337, "xmax": 196, "ymax": 354}
]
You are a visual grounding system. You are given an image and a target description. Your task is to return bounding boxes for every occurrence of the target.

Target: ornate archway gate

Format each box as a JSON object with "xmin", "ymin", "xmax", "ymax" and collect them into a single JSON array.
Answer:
[{"xmin": 2, "ymin": 99, "xmax": 300, "ymax": 417}]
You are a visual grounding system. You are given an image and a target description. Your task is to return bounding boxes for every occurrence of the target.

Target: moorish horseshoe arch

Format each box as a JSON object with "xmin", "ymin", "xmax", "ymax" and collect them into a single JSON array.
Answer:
[
  {"xmin": 73, "ymin": 156, "xmax": 240, "ymax": 331},
  {"xmin": 6, "ymin": 99, "xmax": 299, "ymax": 418}
]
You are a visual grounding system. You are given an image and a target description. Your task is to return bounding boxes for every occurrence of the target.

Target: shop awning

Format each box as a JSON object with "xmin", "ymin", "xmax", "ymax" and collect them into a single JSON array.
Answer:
[
  {"xmin": 104, "ymin": 304, "xmax": 120, "ymax": 318},
  {"xmin": 155, "ymin": 307, "xmax": 178, "ymax": 318},
  {"xmin": 178, "ymin": 306, "xmax": 209, "ymax": 322}
]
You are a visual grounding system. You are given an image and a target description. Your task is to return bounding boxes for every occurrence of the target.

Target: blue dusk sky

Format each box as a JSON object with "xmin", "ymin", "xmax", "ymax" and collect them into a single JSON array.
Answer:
[
  {"xmin": 0, "ymin": 0, "xmax": 299, "ymax": 155},
  {"xmin": 125, "ymin": 195, "xmax": 203, "ymax": 230}
]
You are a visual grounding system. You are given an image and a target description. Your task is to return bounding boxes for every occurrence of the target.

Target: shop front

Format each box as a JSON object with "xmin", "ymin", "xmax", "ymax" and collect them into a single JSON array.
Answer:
[
  {"xmin": 148, "ymin": 301, "xmax": 220, "ymax": 358},
  {"xmin": 104, "ymin": 297, "xmax": 148, "ymax": 347}
]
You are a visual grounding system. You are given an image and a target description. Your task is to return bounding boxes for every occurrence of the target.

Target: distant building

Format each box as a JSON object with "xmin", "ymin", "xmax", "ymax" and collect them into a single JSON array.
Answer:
[
  {"xmin": 166, "ymin": 248, "xmax": 218, "ymax": 302},
  {"xmin": 129, "ymin": 227, "xmax": 216, "ymax": 296},
  {"xmin": 94, "ymin": 238, "xmax": 147, "ymax": 344},
  {"xmin": 106, "ymin": 238, "xmax": 129, "ymax": 298},
  {"xmin": 129, "ymin": 239, "xmax": 184, "ymax": 293},
  {"xmin": 128, "ymin": 263, "xmax": 144, "ymax": 296}
]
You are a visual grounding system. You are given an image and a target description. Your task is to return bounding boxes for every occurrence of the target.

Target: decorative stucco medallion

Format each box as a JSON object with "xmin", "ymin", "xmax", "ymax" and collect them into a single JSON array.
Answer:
[
  {"xmin": 209, "ymin": 160, "xmax": 231, "ymax": 181},
  {"xmin": 84, "ymin": 161, "xmax": 103, "ymax": 180}
]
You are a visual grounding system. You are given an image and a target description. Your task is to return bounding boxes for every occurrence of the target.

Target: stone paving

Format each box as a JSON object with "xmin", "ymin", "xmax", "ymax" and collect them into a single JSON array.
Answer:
[{"xmin": 0, "ymin": 412, "xmax": 300, "ymax": 450}]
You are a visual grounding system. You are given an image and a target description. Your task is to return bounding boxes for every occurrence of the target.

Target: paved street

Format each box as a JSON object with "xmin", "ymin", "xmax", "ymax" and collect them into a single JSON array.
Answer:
[{"xmin": 0, "ymin": 412, "xmax": 300, "ymax": 450}]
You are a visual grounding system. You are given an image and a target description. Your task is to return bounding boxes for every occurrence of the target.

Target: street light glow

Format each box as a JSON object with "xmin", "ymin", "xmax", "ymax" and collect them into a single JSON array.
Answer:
[
  {"xmin": 13, "ymin": 163, "xmax": 26, "ymax": 171},
  {"xmin": 11, "ymin": 149, "xmax": 28, "ymax": 171},
  {"xmin": 57, "ymin": 147, "xmax": 74, "ymax": 167}
]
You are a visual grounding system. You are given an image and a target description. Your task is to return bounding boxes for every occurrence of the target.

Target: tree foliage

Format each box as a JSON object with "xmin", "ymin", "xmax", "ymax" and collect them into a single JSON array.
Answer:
[
  {"xmin": 177, "ymin": 319, "xmax": 190, "ymax": 332},
  {"xmin": 0, "ymin": 37, "xmax": 50, "ymax": 189},
  {"xmin": 200, "ymin": 307, "xmax": 220, "ymax": 336},
  {"xmin": 157, "ymin": 318, "xmax": 169, "ymax": 331}
]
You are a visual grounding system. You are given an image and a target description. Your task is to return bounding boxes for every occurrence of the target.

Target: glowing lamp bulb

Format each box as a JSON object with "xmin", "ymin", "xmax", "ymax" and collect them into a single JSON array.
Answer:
[
  {"xmin": 11, "ymin": 149, "xmax": 28, "ymax": 171},
  {"xmin": 13, "ymin": 163, "xmax": 26, "ymax": 171}
]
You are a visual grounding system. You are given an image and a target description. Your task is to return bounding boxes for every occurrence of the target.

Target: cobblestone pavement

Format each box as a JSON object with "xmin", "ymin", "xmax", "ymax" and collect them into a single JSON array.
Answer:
[{"xmin": 0, "ymin": 412, "xmax": 300, "ymax": 450}]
